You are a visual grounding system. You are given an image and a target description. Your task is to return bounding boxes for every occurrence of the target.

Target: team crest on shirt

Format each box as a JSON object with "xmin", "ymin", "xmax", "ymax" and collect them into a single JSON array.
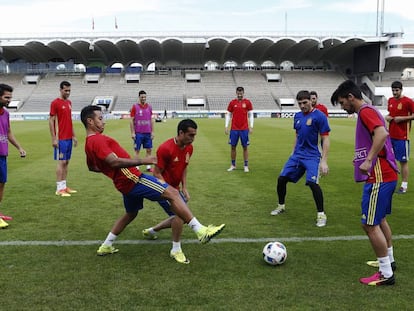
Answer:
[
  {"xmin": 173, "ymin": 156, "xmax": 179, "ymax": 162},
  {"xmin": 397, "ymin": 103, "xmax": 402, "ymax": 110},
  {"xmin": 242, "ymin": 103, "xmax": 246, "ymax": 108},
  {"xmin": 306, "ymin": 118, "xmax": 313, "ymax": 126}
]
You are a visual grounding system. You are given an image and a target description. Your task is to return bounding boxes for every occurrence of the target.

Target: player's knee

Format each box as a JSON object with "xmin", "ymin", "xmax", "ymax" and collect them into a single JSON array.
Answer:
[
  {"xmin": 163, "ymin": 186, "xmax": 179, "ymax": 199},
  {"xmin": 307, "ymin": 181, "xmax": 320, "ymax": 191},
  {"xmin": 277, "ymin": 176, "xmax": 289, "ymax": 185}
]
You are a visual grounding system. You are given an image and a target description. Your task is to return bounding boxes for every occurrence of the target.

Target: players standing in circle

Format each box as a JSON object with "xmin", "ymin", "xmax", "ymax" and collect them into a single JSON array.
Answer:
[
  {"xmin": 80, "ymin": 105, "xmax": 225, "ymax": 256},
  {"xmin": 310, "ymin": 91, "xmax": 329, "ymax": 117},
  {"xmin": 130, "ymin": 90, "xmax": 154, "ymax": 172},
  {"xmin": 143, "ymin": 119, "xmax": 198, "ymax": 264},
  {"xmin": 271, "ymin": 90, "xmax": 330, "ymax": 227},
  {"xmin": 49, "ymin": 81, "xmax": 77, "ymax": 197},
  {"xmin": 225, "ymin": 86, "xmax": 254, "ymax": 173},
  {"xmin": 331, "ymin": 80, "xmax": 397, "ymax": 286},
  {"xmin": 0, "ymin": 84, "xmax": 26, "ymax": 228},
  {"xmin": 385, "ymin": 81, "xmax": 414, "ymax": 194}
]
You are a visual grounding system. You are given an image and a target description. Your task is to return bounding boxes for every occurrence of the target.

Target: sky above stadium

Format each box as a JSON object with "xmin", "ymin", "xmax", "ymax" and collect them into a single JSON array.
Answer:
[{"xmin": 1, "ymin": 0, "xmax": 413, "ymax": 40}]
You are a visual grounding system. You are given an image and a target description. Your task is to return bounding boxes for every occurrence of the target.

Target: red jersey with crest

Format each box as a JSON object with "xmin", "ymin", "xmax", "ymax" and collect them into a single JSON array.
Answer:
[
  {"xmin": 49, "ymin": 98, "xmax": 73, "ymax": 140},
  {"xmin": 315, "ymin": 103, "xmax": 329, "ymax": 117},
  {"xmin": 85, "ymin": 133, "xmax": 142, "ymax": 194},
  {"xmin": 227, "ymin": 98, "xmax": 253, "ymax": 130},
  {"xmin": 156, "ymin": 138, "xmax": 193, "ymax": 189},
  {"xmin": 387, "ymin": 96, "xmax": 414, "ymax": 140}
]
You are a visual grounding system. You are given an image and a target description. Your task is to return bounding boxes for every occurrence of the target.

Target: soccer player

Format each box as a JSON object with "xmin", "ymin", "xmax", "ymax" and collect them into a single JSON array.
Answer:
[
  {"xmin": 143, "ymin": 119, "xmax": 198, "ymax": 264},
  {"xmin": 385, "ymin": 81, "xmax": 414, "ymax": 194},
  {"xmin": 130, "ymin": 90, "xmax": 154, "ymax": 172},
  {"xmin": 0, "ymin": 84, "xmax": 26, "ymax": 228},
  {"xmin": 331, "ymin": 80, "xmax": 397, "ymax": 286},
  {"xmin": 80, "ymin": 105, "xmax": 225, "ymax": 256},
  {"xmin": 225, "ymin": 86, "xmax": 254, "ymax": 173},
  {"xmin": 49, "ymin": 81, "xmax": 77, "ymax": 197},
  {"xmin": 310, "ymin": 91, "xmax": 329, "ymax": 117},
  {"xmin": 271, "ymin": 90, "xmax": 330, "ymax": 227}
]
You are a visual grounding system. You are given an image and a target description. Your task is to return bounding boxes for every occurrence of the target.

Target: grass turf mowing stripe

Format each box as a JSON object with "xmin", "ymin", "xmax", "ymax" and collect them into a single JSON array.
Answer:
[{"xmin": 1, "ymin": 234, "xmax": 413, "ymax": 246}]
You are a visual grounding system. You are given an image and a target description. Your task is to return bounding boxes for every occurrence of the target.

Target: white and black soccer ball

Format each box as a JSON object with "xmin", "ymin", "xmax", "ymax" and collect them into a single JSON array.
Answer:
[{"xmin": 263, "ymin": 241, "xmax": 287, "ymax": 266}]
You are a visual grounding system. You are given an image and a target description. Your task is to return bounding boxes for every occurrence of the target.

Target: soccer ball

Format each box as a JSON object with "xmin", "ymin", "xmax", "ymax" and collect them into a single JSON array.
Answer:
[{"xmin": 263, "ymin": 241, "xmax": 287, "ymax": 266}]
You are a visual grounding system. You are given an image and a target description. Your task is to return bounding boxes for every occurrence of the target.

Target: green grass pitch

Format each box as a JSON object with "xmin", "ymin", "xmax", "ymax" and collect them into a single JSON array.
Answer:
[{"xmin": 1, "ymin": 117, "xmax": 413, "ymax": 310}]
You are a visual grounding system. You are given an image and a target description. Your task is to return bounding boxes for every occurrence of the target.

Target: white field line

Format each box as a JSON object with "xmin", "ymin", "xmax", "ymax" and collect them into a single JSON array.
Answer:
[{"xmin": 1, "ymin": 234, "xmax": 413, "ymax": 246}]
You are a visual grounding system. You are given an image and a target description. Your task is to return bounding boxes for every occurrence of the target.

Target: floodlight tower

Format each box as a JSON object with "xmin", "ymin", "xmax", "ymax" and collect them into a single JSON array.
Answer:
[{"xmin": 376, "ymin": 0, "xmax": 385, "ymax": 36}]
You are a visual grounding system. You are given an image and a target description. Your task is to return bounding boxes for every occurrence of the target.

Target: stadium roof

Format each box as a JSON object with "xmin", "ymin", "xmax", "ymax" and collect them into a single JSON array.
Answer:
[{"xmin": 0, "ymin": 31, "xmax": 392, "ymax": 70}]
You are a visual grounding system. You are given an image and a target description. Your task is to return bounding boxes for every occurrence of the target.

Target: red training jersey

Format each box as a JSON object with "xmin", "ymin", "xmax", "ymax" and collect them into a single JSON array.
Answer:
[
  {"xmin": 315, "ymin": 103, "xmax": 329, "ymax": 117},
  {"xmin": 85, "ymin": 133, "xmax": 142, "ymax": 194},
  {"xmin": 359, "ymin": 108, "xmax": 398, "ymax": 183},
  {"xmin": 387, "ymin": 96, "xmax": 414, "ymax": 140},
  {"xmin": 156, "ymin": 138, "xmax": 193, "ymax": 189},
  {"xmin": 227, "ymin": 98, "xmax": 253, "ymax": 130},
  {"xmin": 49, "ymin": 98, "xmax": 74, "ymax": 140}
]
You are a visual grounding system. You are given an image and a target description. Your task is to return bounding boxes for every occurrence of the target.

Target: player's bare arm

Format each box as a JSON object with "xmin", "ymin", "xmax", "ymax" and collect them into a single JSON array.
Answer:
[{"xmin": 105, "ymin": 153, "xmax": 156, "ymax": 169}]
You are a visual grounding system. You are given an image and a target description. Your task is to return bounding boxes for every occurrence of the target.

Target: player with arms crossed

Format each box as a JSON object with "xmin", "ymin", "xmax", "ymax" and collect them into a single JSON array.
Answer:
[
  {"xmin": 331, "ymin": 80, "xmax": 397, "ymax": 286},
  {"xmin": 143, "ymin": 119, "xmax": 198, "ymax": 264},
  {"xmin": 80, "ymin": 105, "xmax": 225, "ymax": 256}
]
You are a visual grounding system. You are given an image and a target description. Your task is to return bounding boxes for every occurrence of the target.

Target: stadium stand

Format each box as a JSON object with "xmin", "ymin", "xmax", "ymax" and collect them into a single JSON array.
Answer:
[
  {"xmin": 268, "ymin": 71, "xmax": 346, "ymax": 110},
  {"xmin": 1, "ymin": 31, "xmax": 413, "ymax": 115},
  {"xmin": 1, "ymin": 70, "xmax": 350, "ymax": 113},
  {"xmin": 24, "ymin": 75, "xmax": 41, "ymax": 84},
  {"xmin": 1, "ymin": 74, "xmax": 39, "ymax": 111},
  {"xmin": 233, "ymin": 71, "xmax": 278, "ymax": 110},
  {"xmin": 115, "ymin": 73, "xmax": 185, "ymax": 112}
]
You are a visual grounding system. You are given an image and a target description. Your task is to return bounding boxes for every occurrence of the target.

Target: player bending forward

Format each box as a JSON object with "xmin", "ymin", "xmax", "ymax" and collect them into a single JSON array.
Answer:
[{"xmin": 80, "ymin": 105, "xmax": 225, "ymax": 256}]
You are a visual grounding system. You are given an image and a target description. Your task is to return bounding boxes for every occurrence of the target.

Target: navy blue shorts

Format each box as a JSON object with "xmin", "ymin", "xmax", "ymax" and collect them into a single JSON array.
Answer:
[
  {"xmin": 134, "ymin": 133, "xmax": 153, "ymax": 151},
  {"xmin": 280, "ymin": 154, "xmax": 321, "ymax": 184},
  {"xmin": 361, "ymin": 181, "xmax": 397, "ymax": 226},
  {"xmin": 54, "ymin": 139, "xmax": 73, "ymax": 161},
  {"xmin": 228, "ymin": 129, "xmax": 249, "ymax": 147},
  {"xmin": 122, "ymin": 174, "xmax": 168, "ymax": 213},
  {"xmin": 391, "ymin": 139, "xmax": 409, "ymax": 162},
  {"xmin": 0, "ymin": 156, "xmax": 7, "ymax": 183}
]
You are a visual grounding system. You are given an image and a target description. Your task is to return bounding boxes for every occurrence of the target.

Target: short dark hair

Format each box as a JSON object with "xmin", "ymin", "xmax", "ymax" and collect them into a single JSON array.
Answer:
[
  {"xmin": 236, "ymin": 86, "xmax": 244, "ymax": 92},
  {"xmin": 330, "ymin": 80, "xmax": 363, "ymax": 105},
  {"xmin": 177, "ymin": 119, "xmax": 197, "ymax": 134},
  {"xmin": 0, "ymin": 83, "xmax": 13, "ymax": 96},
  {"xmin": 139, "ymin": 90, "xmax": 146, "ymax": 96},
  {"xmin": 391, "ymin": 81, "xmax": 403, "ymax": 89},
  {"xmin": 310, "ymin": 91, "xmax": 318, "ymax": 97},
  {"xmin": 296, "ymin": 90, "xmax": 311, "ymax": 101},
  {"xmin": 80, "ymin": 105, "xmax": 102, "ymax": 128},
  {"xmin": 60, "ymin": 81, "xmax": 71, "ymax": 89}
]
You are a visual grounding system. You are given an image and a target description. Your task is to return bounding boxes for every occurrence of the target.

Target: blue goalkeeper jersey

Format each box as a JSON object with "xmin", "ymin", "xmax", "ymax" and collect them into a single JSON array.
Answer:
[{"xmin": 293, "ymin": 108, "xmax": 330, "ymax": 158}]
